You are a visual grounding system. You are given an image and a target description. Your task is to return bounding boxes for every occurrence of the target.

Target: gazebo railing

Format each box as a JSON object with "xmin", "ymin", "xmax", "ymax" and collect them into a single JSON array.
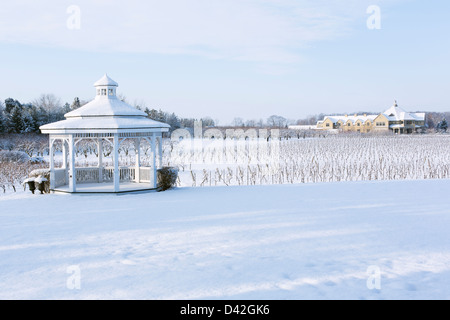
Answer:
[
  {"xmin": 102, "ymin": 167, "xmax": 136, "ymax": 182},
  {"xmin": 76, "ymin": 167, "xmax": 100, "ymax": 184},
  {"xmin": 118, "ymin": 167, "xmax": 135, "ymax": 182},
  {"xmin": 72, "ymin": 166, "xmax": 153, "ymax": 184},
  {"xmin": 102, "ymin": 168, "xmax": 114, "ymax": 182}
]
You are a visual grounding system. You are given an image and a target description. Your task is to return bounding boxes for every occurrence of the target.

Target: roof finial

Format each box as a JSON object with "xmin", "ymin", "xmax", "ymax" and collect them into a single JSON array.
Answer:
[{"xmin": 394, "ymin": 100, "xmax": 398, "ymax": 107}]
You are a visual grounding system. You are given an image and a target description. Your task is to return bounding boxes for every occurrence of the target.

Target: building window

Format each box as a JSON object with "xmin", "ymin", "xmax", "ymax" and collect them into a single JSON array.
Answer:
[
  {"xmin": 101, "ymin": 89, "xmax": 107, "ymax": 96},
  {"xmin": 357, "ymin": 123, "xmax": 361, "ymax": 126},
  {"xmin": 347, "ymin": 123, "xmax": 351, "ymax": 127},
  {"xmin": 109, "ymin": 89, "xmax": 114, "ymax": 96},
  {"xmin": 326, "ymin": 123, "xmax": 330, "ymax": 127}
]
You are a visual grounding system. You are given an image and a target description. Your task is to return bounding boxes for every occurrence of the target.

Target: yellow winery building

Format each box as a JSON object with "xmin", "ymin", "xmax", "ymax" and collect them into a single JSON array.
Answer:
[{"xmin": 316, "ymin": 101, "xmax": 426, "ymax": 134}]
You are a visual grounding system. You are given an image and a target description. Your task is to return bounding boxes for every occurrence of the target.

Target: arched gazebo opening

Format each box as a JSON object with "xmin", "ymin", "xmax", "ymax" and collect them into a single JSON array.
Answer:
[{"xmin": 40, "ymin": 74, "xmax": 169, "ymax": 193}]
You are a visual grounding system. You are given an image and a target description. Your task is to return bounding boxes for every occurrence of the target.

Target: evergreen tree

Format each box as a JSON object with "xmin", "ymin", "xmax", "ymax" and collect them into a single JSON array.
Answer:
[
  {"xmin": 4, "ymin": 98, "xmax": 21, "ymax": 114},
  {"xmin": 32, "ymin": 106, "xmax": 48, "ymax": 131},
  {"xmin": 20, "ymin": 104, "xmax": 35, "ymax": 133},
  {"xmin": 0, "ymin": 106, "xmax": 5, "ymax": 133},
  {"xmin": 9, "ymin": 106, "xmax": 24, "ymax": 133},
  {"xmin": 440, "ymin": 119, "xmax": 448, "ymax": 133},
  {"xmin": 166, "ymin": 112, "xmax": 181, "ymax": 130},
  {"xmin": 146, "ymin": 108, "xmax": 166, "ymax": 122},
  {"xmin": 70, "ymin": 97, "xmax": 81, "ymax": 111},
  {"xmin": 62, "ymin": 102, "xmax": 71, "ymax": 114}
]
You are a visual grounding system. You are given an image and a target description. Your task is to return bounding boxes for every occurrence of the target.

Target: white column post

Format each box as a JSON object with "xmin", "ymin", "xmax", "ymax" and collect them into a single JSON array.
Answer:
[
  {"xmin": 135, "ymin": 138, "xmax": 141, "ymax": 183},
  {"xmin": 62, "ymin": 139, "xmax": 68, "ymax": 186},
  {"xmin": 49, "ymin": 138, "xmax": 55, "ymax": 190},
  {"xmin": 68, "ymin": 135, "xmax": 76, "ymax": 193},
  {"xmin": 62, "ymin": 140, "xmax": 68, "ymax": 169},
  {"xmin": 98, "ymin": 138, "xmax": 103, "ymax": 183},
  {"xmin": 158, "ymin": 134, "xmax": 163, "ymax": 169},
  {"xmin": 113, "ymin": 134, "xmax": 120, "ymax": 192},
  {"xmin": 151, "ymin": 133, "xmax": 157, "ymax": 189}
]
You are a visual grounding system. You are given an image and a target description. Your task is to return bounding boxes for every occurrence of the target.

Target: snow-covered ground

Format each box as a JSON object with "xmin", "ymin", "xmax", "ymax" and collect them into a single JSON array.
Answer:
[{"xmin": 1, "ymin": 179, "xmax": 450, "ymax": 300}]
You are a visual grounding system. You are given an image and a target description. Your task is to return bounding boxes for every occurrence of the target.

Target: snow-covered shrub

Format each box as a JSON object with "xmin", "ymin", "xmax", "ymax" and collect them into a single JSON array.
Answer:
[
  {"xmin": 157, "ymin": 167, "xmax": 179, "ymax": 191},
  {"xmin": 28, "ymin": 169, "xmax": 50, "ymax": 193},
  {"xmin": 29, "ymin": 169, "xmax": 50, "ymax": 178}
]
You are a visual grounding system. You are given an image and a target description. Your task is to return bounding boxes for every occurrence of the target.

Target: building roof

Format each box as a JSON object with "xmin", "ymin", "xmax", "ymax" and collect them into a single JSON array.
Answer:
[
  {"xmin": 323, "ymin": 114, "xmax": 378, "ymax": 124},
  {"xmin": 40, "ymin": 75, "xmax": 170, "ymax": 133},
  {"xmin": 318, "ymin": 101, "xmax": 426, "ymax": 127},
  {"xmin": 382, "ymin": 101, "xmax": 425, "ymax": 121},
  {"xmin": 93, "ymin": 74, "xmax": 119, "ymax": 87}
]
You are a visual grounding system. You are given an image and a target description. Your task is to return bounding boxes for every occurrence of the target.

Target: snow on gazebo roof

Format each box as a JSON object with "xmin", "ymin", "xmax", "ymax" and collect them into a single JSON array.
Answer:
[
  {"xmin": 65, "ymin": 96, "xmax": 148, "ymax": 118},
  {"xmin": 93, "ymin": 74, "xmax": 119, "ymax": 87},
  {"xmin": 40, "ymin": 75, "xmax": 170, "ymax": 134},
  {"xmin": 40, "ymin": 117, "xmax": 171, "ymax": 131}
]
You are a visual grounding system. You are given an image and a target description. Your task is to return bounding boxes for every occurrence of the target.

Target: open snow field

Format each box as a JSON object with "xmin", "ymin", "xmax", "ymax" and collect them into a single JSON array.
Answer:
[{"xmin": 1, "ymin": 179, "xmax": 450, "ymax": 300}]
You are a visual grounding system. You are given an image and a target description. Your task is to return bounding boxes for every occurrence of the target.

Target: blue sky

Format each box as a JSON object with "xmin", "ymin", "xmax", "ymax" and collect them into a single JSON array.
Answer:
[{"xmin": 0, "ymin": 0, "xmax": 448, "ymax": 124}]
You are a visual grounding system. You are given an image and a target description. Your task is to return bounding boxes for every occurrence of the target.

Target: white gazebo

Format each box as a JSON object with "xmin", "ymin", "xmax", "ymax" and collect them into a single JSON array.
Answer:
[{"xmin": 40, "ymin": 74, "xmax": 170, "ymax": 193}]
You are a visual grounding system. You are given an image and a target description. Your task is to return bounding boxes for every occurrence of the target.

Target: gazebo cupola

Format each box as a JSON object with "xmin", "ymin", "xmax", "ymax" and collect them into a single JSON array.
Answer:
[
  {"xmin": 94, "ymin": 74, "xmax": 118, "ymax": 98},
  {"xmin": 40, "ymin": 74, "xmax": 170, "ymax": 194}
]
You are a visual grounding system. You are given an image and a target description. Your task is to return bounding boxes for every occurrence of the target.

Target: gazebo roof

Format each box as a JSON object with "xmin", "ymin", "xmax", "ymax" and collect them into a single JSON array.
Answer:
[
  {"xmin": 94, "ymin": 74, "xmax": 119, "ymax": 87},
  {"xmin": 64, "ymin": 96, "xmax": 148, "ymax": 118},
  {"xmin": 40, "ymin": 117, "xmax": 170, "ymax": 132},
  {"xmin": 40, "ymin": 75, "xmax": 170, "ymax": 134}
]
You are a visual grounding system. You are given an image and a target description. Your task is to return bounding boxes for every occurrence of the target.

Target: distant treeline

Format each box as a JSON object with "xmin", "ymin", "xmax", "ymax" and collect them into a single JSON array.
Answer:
[
  {"xmin": 0, "ymin": 95, "xmax": 216, "ymax": 134},
  {"xmin": 0, "ymin": 95, "xmax": 448, "ymax": 134}
]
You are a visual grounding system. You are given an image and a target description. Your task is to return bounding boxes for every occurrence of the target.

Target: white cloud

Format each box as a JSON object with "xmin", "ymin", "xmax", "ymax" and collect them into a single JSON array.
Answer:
[{"xmin": 0, "ymin": 0, "xmax": 399, "ymax": 63}]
